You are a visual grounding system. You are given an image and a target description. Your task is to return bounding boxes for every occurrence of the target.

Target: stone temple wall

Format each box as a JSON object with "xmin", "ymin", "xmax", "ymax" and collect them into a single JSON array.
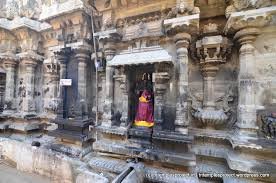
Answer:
[{"xmin": 0, "ymin": 0, "xmax": 275, "ymax": 183}]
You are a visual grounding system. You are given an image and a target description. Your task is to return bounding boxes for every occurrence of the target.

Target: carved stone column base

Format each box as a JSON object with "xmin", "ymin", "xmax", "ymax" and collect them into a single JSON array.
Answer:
[{"xmin": 175, "ymin": 127, "xmax": 188, "ymax": 135}]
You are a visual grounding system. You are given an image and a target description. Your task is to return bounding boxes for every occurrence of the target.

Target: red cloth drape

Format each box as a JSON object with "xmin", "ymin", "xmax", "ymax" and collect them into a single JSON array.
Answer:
[{"xmin": 134, "ymin": 90, "xmax": 154, "ymax": 127}]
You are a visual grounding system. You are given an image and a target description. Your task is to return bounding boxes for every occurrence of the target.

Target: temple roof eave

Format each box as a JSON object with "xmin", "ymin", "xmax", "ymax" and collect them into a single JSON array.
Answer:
[{"xmin": 107, "ymin": 47, "xmax": 173, "ymax": 67}]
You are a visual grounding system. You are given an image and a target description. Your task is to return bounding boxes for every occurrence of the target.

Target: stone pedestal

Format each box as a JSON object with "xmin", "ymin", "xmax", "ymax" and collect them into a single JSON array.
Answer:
[{"xmin": 49, "ymin": 46, "xmax": 93, "ymax": 146}]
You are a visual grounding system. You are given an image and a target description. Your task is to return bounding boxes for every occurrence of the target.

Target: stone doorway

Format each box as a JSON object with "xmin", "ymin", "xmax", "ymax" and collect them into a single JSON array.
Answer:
[{"xmin": 127, "ymin": 64, "xmax": 154, "ymax": 126}]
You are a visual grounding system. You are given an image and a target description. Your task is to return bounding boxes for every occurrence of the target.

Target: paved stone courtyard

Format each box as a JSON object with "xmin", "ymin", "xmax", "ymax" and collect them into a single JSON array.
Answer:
[{"xmin": 0, "ymin": 164, "xmax": 50, "ymax": 183}]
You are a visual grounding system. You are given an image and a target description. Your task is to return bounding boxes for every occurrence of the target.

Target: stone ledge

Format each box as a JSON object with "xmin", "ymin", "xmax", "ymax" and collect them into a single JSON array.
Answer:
[
  {"xmin": 93, "ymin": 140, "xmax": 196, "ymax": 167},
  {"xmin": 152, "ymin": 130, "xmax": 193, "ymax": 143},
  {"xmin": 190, "ymin": 128, "xmax": 276, "ymax": 152},
  {"xmin": 89, "ymin": 157, "xmax": 198, "ymax": 183},
  {"xmin": 96, "ymin": 125, "xmax": 128, "ymax": 136}
]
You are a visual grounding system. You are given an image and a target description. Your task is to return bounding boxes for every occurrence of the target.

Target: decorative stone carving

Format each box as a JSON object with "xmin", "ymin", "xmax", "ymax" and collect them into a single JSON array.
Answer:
[
  {"xmin": 152, "ymin": 72, "xmax": 170, "ymax": 131},
  {"xmin": 2, "ymin": 56, "xmax": 18, "ymax": 112},
  {"xmin": 225, "ymin": 0, "xmax": 272, "ymax": 18},
  {"xmin": 43, "ymin": 55, "xmax": 60, "ymax": 113},
  {"xmin": 261, "ymin": 112, "xmax": 276, "ymax": 139},
  {"xmin": 163, "ymin": 14, "xmax": 199, "ymax": 36},
  {"xmin": 224, "ymin": 5, "xmax": 275, "ymax": 34},
  {"xmin": 104, "ymin": 0, "xmax": 143, "ymax": 8},
  {"xmin": 166, "ymin": 0, "xmax": 200, "ymax": 18},
  {"xmin": 224, "ymin": 5, "xmax": 276, "ymax": 136},
  {"xmin": 113, "ymin": 67, "xmax": 128, "ymax": 125},
  {"xmin": 18, "ymin": 55, "xmax": 41, "ymax": 115},
  {"xmin": 174, "ymin": 33, "xmax": 190, "ymax": 132},
  {"xmin": 4, "ymin": 0, "xmax": 42, "ymax": 20},
  {"xmin": 95, "ymin": 30, "xmax": 121, "ymax": 125},
  {"xmin": 192, "ymin": 26, "xmax": 232, "ymax": 128}
]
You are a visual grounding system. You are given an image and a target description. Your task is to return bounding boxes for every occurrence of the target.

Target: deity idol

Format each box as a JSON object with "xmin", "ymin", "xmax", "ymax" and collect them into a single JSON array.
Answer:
[{"xmin": 134, "ymin": 73, "xmax": 154, "ymax": 127}]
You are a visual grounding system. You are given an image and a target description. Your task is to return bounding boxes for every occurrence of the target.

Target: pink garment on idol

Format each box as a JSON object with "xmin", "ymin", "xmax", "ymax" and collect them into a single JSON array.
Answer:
[{"xmin": 134, "ymin": 90, "xmax": 154, "ymax": 126}]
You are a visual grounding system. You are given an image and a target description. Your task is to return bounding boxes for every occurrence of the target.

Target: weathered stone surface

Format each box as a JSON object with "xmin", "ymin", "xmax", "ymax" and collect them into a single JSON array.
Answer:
[
  {"xmin": 76, "ymin": 170, "xmax": 109, "ymax": 183},
  {"xmin": 0, "ymin": 0, "xmax": 276, "ymax": 183},
  {"xmin": 0, "ymin": 138, "xmax": 74, "ymax": 183}
]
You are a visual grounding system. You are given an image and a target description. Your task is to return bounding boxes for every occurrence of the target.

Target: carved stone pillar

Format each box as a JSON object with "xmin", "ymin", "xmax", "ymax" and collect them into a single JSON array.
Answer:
[
  {"xmin": 113, "ymin": 67, "xmax": 128, "ymax": 125},
  {"xmin": 2, "ymin": 57, "xmax": 17, "ymax": 112},
  {"xmin": 75, "ymin": 49, "xmax": 90, "ymax": 119},
  {"xmin": 174, "ymin": 33, "xmax": 191, "ymax": 132},
  {"xmin": 55, "ymin": 52, "xmax": 67, "ymax": 118},
  {"xmin": 193, "ymin": 33, "xmax": 232, "ymax": 128},
  {"xmin": 103, "ymin": 42, "xmax": 116, "ymax": 124},
  {"xmin": 163, "ymin": 6, "xmax": 200, "ymax": 133},
  {"xmin": 153, "ymin": 72, "xmax": 170, "ymax": 131},
  {"xmin": 234, "ymin": 27, "xmax": 260, "ymax": 135},
  {"xmin": 43, "ymin": 56, "xmax": 59, "ymax": 114},
  {"xmin": 224, "ymin": 6, "xmax": 274, "ymax": 135},
  {"xmin": 20, "ymin": 57, "xmax": 38, "ymax": 115}
]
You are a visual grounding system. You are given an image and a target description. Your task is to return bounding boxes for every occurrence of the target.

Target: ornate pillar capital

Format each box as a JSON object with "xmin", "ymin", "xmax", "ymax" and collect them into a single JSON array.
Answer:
[
  {"xmin": 163, "ymin": 0, "xmax": 199, "ymax": 36},
  {"xmin": 174, "ymin": 33, "xmax": 191, "ymax": 49},
  {"xmin": 224, "ymin": 6, "xmax": 275, "ymax": 35},
  {"xmin": 0, "ymin": 52, "xmax": 18, "ymax": 67},
  {"xmin": 18, "ymin": 51, "xmax": 43, "ymax": 67},
  {"xmin": 74, "ymin": 48, "xmax": 90, "ymax": 63},
  {"xmin": 196, "ymin": 35, "xmax": 232, "ymax": 77}
]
